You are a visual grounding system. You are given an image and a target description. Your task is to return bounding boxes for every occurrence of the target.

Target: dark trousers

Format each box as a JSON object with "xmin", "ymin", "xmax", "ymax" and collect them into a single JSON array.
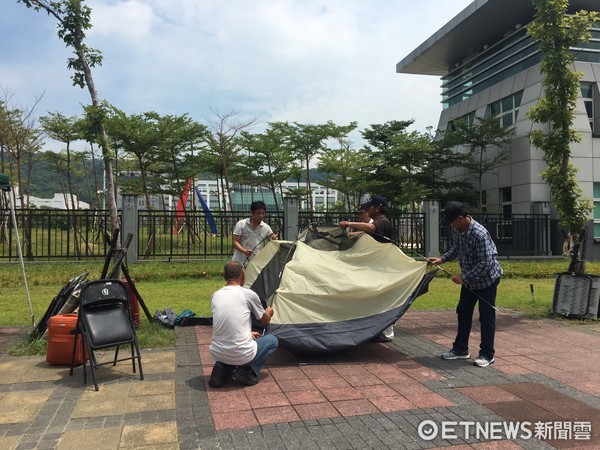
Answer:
[{"xmin": 453, "ymin": 279, "xmax": 499, "ymax": 360}]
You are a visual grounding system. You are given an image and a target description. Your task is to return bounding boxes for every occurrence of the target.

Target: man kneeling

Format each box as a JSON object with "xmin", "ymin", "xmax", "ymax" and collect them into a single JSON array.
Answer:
[{"xmin": 208, "ymin": 261, "xmax": 278, "ymax": 387}]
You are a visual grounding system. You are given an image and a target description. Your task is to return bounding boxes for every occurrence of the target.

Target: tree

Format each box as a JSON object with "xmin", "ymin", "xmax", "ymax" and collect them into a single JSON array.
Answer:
[
  {"xmin": 106, "ymin": 109, "xmax": 161, "ymax": 211},
  {"xmin": 203, "ymin": 110, "xmax": 255, "ymax": 214},
  {"xmin": 274, "ymin": 121, "xmax": 357, "ymax": 210},
  {"xmin": 318, "ymin": 139, "xmax": 371, "ymax": 211},
  {"xmin": 361, "ymin": 120, "xmax": 414, "ymax": 209},
  {"xmin": 0, "ymin": 89, "xmax": 44, "ymax": 210},
  {"xmin": 39, "ymin": 112, "xmax": 82, "ymax": 211},
  {"xmin": 528, "ymin": 0, "xmax": 598, "ymax": 273},
  {"xmin": 239, "ymin": 126, "xmax": 296, "ymax": 212},
  {"xmin": 442, "ymin": 116, "xmax": 515, "ymax": 212},
  {"xmin": 416, "ymin": 132, "xmax": 476, "ymax": 206},
  {"xmin": 19, "ymin": 0, "xmax": 120, "ymax": 246}
]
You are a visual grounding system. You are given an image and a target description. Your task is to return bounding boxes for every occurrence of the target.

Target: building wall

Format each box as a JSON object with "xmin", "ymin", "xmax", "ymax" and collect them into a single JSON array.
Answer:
[{"xmin": 438, "ymin": 62, "xmax": 600, "ymax": 216}]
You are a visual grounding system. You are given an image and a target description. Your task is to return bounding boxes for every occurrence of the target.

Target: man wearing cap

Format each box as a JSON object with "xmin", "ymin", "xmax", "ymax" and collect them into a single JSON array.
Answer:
[
  {"xmin": 428, "ymin": 201, "xmax": 503, "ymax": 368},
  {"xmin": 339, "ymin": 195, "xmax": 393, "ymax": 243},
  {"xmin": 340, "ymin": 195, "xmax": 395, "ymax": 341}
]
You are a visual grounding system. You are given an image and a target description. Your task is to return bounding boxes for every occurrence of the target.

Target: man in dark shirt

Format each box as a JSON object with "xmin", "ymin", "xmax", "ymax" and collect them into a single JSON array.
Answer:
[
  {"xmin": 340, "ymin": 195, "xmax": 395, "ymax": 341},
  {"xmin": 340, "ymin": 195, "xmax": 393, "ymax": 243}
]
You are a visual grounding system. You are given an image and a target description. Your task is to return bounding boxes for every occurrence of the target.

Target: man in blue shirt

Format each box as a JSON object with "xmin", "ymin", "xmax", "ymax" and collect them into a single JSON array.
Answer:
[{"xmin": 428, "ymin": 201, "xmax": 503, "ymax": 367}]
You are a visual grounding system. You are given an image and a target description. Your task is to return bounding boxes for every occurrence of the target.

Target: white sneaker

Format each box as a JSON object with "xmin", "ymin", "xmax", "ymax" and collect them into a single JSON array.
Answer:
[
  {"xmin": 441, "ymin": 349, "xmax": 470, "ymax": 360},
  {"xmin": 474, "ymin": 355, "xmax": 495, "ymax": 367}
]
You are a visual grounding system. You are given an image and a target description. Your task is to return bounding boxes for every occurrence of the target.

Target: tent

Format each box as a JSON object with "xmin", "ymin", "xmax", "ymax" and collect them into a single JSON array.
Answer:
[
  {"xmin": 1, "ymin": 172, "xmax": 34, "ymax": 325},
  {"xmin": 245, "ymin": 226, "xmax": 434, "ymax": 355}
]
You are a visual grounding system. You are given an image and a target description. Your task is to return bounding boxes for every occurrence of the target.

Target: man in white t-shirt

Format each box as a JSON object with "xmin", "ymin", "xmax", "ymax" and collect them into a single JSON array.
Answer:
[
  {"xmin": 232, "ymin": 201, "xmax": 277, "ymax": 267},
  {"xmin": 208, "ymin": 261, "xmax": 278, "ymax": 387}
]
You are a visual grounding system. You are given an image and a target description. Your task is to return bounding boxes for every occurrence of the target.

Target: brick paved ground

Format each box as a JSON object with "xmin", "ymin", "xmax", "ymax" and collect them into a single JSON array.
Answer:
[{"xmin": 0, "ymin": 310, "xmax": 599, "ymax": 449}]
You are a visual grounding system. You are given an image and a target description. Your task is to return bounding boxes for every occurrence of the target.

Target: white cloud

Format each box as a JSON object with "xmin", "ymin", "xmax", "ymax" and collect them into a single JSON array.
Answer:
[
  {"xmin": 89, "ymin": 0, "xmax": 156, "ymax": 40},
  {"xmin": 2, "ymin": 0, "xmax": 474, "ymax": 149}
]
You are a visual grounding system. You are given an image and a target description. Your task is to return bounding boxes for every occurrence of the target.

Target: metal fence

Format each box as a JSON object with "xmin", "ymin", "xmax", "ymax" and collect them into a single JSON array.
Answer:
[
  {"xmin": 0, "ymin": 208, "xmax": 427, "ymax": 261},
  {"xmin": 1, "ymin": 208, "xmax": 552, "ymax": 261},
  {"xmin": 440, "ymin": 213, "xmax": 552, "ymax": 257}
]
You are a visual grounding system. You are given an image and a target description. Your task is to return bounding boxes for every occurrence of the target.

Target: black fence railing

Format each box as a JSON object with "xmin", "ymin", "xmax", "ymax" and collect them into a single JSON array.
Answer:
[
  {"xmin": 440, "ymin": 214, "xmax": 551, "ymax": 257},
  {"xmin": 0, "ymin": 208, "xmax": 113, "ymax": 261},
  {"xmin": 1, "ymin": 208, "xmax": 550, "ymax": 261}
]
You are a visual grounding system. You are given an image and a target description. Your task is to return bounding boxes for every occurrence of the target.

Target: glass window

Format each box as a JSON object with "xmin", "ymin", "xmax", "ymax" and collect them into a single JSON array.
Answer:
[
  {"xmin": 490, "ymin": 101, "xmax": 500, "ymax": 116},
  {"xmin": 594, "ymin": 182, "xmax": 600, "ymax": 238},
  {"xmin": 502, "ymin": 97, "xmax": 514, "ymax": 111},
  {"xmin": 581, "ymin": 82, "xmax": 594, "ymax": 98},
  {"xmin": 514, "ymin": 91, "xmax": 523, "ymax": 107},
  {"xmin": 594, "ymin": 202, "xmax": 600, "ymax": 220},
  {"xmin": 488, "ymin": 91, "xmax": 523, "ymax": 127}
]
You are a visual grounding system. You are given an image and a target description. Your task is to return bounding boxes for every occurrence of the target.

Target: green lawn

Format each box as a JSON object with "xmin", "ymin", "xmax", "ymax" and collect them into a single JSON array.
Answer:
[{"xmin": 2, "ymin": 258, "xmax": 598, "ymax": 355}]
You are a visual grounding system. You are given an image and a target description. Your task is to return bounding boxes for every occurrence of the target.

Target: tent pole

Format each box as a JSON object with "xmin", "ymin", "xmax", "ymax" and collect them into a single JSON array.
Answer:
[{"xmin": 6, "ymin": 189, "xmax": 34, "ymax": 325}]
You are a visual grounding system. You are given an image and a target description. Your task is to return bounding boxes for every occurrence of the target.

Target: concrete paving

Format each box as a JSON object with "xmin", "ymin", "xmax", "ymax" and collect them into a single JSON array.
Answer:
[{"xmin": 0, "ymin": 310, "xmax": 599, "ymax": 449}]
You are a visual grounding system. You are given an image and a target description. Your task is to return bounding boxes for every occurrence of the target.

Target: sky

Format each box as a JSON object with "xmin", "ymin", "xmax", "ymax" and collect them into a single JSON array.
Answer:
[{"xmin": 0, "ymin": 0, "xmax": 474, "ymax": 150}]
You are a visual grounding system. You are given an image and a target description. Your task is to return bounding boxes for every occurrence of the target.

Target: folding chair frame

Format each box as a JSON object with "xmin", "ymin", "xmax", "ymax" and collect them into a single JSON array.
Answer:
[{"xmin": 70, "ymin": 280, "xmax": 144, "ymax": 391}]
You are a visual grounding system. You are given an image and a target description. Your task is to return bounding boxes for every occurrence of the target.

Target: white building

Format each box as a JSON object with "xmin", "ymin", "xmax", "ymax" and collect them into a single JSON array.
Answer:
[
  {"xmin": 397, "ymin": 0, "xmax": 600, "ymax": 257},
  {"xmin": 16, "ymin": 192, "xmax": 90, "ymax": 209}
]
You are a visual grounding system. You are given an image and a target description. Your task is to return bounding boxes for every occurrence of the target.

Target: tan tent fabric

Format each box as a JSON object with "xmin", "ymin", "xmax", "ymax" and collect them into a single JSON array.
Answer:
[{"xmin": 247, "ymin": 234, "xmax": 427, "ymax": 325}]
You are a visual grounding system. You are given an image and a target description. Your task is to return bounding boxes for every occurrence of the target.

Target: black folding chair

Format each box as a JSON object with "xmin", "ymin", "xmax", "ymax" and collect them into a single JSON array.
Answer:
[{"xmin": 70, "ymin": 280, "xmax": 143, "ymax": 391}]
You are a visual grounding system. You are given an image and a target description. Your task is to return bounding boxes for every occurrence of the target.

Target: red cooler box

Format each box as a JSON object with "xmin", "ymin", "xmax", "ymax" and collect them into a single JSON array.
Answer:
[{"xmin": 46, "ymin": 313, "xmax": 85, "ymax": 365}]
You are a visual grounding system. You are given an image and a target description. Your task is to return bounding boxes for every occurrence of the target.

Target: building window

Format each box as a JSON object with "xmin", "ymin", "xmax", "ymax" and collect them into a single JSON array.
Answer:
[
  {"xmin": 448, "ymin": 111, "xmax": 476, "ymax": 131},
  {"xmin": 581, "ymin": 81, "xmax": 598, "ymax": 133},
  {"xmin": 594, "ymin": 183, "xmax": 600, "ymax": 239},
  {"xmin": 501, "ymin": 187, "xmax": 512, "ymax": 218},
  {"xmin": 488, "ymin": 91, "xmax": 523, "ymax": 127}
]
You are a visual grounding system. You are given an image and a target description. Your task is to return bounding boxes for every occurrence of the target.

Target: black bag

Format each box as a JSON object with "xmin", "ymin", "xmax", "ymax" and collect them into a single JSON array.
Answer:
[{"xmin": 154, "ymin": 308, "xmax": 178, "ymax": 328}]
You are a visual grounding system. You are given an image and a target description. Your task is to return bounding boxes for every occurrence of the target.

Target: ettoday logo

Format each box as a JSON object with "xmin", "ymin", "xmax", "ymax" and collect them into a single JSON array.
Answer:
[{"xmin": 417, "ymin": 420, "xmax": 592, "ymax": 442}]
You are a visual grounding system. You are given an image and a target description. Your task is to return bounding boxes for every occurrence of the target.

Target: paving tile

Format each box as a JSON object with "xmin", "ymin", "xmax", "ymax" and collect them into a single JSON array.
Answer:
[
  {"xmin": 57, "ymin": 427, "xmax": 122, "ymax": 450},
  {"xmin": 331, "ymin": 364, "xmax": 372, "ymax": 378},
  {"xmin": 530, "ymin": 397, "xmax": 600, "ymax": 420},
  {"xmin": 285, "ymin": 390, "xmax": 328, "ymax": 405},
  {"xmin": 294, "ymin": 402, "xmax": 340, "ymax": 421},
  {"xmin": 457, "ymin": 386, "xmax": 522, "ymax": 404},
  {"xmin": 207, "ymin": 390, "xmax": 251, "ymax": 413},
  {"xmin": 0, "ymin": 389, "xmax": 54, "ymax": 424},
  {"xmin": 404, "ymin": 391, "xmax": 454, "ymax": 409},
  {"xmin": 343, "ymin": 374, "xmax": 385, "ymax": 387},
  {"xmin": 212, "ymin": 409, "xmax": 258, "ymax": 430},
  {"xmin": 126, "ymin": 393, "xmax": 176, "ymax": 413},
  {"xmin": 401, "ymin": 367, "xmax": 445, "ymax": 382},
  {"xmin": 470, "ymin": 441, "xmax": 524, "ymax": 449},
  {"xmin": 245, "ymin": 391, "xmax": 290, "ymax": 409},
  {"xmin": 369, "ymin": 395, "xmax": 415, "ymax": 413},
  {"xmin": 71, "ymin": 384, "xmax": 130, "ymax": 418},
  {"xmin": 275, "ymin": 377, "xmax": 315, "ymax": 392},
  {"xmin": 501, "ymin": 382, "xmax": 561, "ymax": 401},
  {"xmin": 311, "ymin": 376, "xmax": 351, "ymax": 390},
  {"xmin": 0, "ymin": 436, "xmax": 21, "ymax": 450},
  {"xmin": 485, "ymin": 399, "xmax": 563, "ymax": 423},
  {"xmin": 129, "ymin": 379, "xmax": 175, "ymax": 397},
  {"xmin": 569, "ymin": 381, "xmax": 600, "ymax": 395},
  {"xmin": 332, "ymin": 399, "xmax": 379, "ymax": 416},
  {"xmin": 299, "ymin": 365, "xmax": 338, "ymax": 378},
  {"xmin": 320, "ymin": 387, "xmax": 363, "ymax": 402},
  {"xmin": 355, "ymin": 384, "xmax": 398, "ymax": 399},
  {"xmin": 268, "ymin": 366, "xmax": 309, "ymax": 381},
  {"xmin": 388, "ymin": 380, "xmax": 433, "ymax": 395},
  {"xmin": 243, "ymin": 379, "xmax": 280, "ymax": 394},
  {"xmin": 120, "ymin": 421, "xmax": 178, "ymax": 447},
  {"xmin": 495, "ymin": 364, "xmax": 534, "ymax": 376},
  {"xmin": 254, "ymin": 405, "xmax": 300, "ymax": 426}
]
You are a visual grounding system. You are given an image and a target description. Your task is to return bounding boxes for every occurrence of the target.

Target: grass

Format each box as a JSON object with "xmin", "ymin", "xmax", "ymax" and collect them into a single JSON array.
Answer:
[{"xmin": 2, "ymin": 258, "xmax": 598, "ymax": 355}]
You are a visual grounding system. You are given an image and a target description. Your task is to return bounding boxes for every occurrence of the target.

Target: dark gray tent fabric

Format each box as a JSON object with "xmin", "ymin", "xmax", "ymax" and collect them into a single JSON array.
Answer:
[{"xmin": 245, "ymin": 226, "xmax": 433, "ymax": 354}]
